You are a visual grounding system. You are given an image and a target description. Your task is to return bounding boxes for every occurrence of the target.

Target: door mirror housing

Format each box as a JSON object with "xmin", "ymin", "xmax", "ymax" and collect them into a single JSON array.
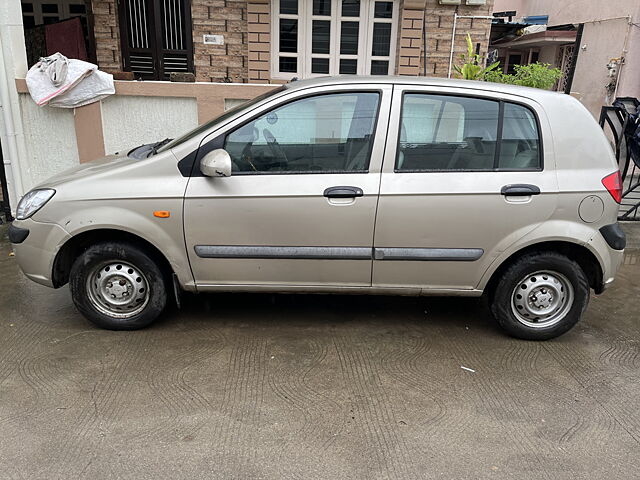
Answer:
[{"xmin": 200, "ymin": 149, "xmax": 232, "ymax": 177}]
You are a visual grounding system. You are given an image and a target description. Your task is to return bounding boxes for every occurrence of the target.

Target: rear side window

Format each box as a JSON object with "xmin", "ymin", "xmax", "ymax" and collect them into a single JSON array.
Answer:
[
  {"xmin": 499, "ymin": 103, "xmax": 540, "ymax": 169},
  {"xmin": 396, "ymin": 93, "xmax": 541, "ymax": 172}
]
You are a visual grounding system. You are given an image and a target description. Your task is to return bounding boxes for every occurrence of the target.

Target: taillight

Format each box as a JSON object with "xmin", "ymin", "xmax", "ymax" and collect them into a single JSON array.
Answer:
[{"xmin": 602, "ymin": 171, "xmax": 623, "ymax": 204}]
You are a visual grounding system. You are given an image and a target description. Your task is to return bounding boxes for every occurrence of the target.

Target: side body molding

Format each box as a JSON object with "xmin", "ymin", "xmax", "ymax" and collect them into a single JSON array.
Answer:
[
  {"xmin": 194, "ymin": 245, "xmax": 484, "ymax": 262},
  {"xmin": 194, "ymin": 246, "xmax": 372, "ymax": 260},
  {"xmin": 373, "ymin": 248, "xmax": 484, "ymax": 261}
]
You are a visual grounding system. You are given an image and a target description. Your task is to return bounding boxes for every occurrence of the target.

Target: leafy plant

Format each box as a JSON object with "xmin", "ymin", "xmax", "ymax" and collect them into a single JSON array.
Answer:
[
  {"xmin": 453, "ymin": 33, "xmax": 500, "ymax": 80},
  {"xmin": 485, "ymin": 62, "xmax": 563, "ymax": 90},
  {"xmin": 483, "ymin": 69, "xmax": 510, "ymax": 84}
]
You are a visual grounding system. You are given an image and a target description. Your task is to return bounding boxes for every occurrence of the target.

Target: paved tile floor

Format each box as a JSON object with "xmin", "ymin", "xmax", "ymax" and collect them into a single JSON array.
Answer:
[{"xmin": 1, "ymin": 229, "xmax": 639, "ymax": 479}]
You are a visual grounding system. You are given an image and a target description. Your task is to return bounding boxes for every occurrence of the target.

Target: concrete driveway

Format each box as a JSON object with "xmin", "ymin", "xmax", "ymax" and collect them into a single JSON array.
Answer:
[{"xmin": 0, "ymin": 229, "xmax": 639, "ymax": 479}]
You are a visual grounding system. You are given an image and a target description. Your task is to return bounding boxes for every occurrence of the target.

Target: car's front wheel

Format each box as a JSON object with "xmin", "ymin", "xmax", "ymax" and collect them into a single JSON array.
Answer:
[
  {"xmin": 490, "ymin": 252, "xmax": 590, "ymax": 340},
  {"xmin": 69, "ymin": 241, "xmax": 167, "ymax": 330}
]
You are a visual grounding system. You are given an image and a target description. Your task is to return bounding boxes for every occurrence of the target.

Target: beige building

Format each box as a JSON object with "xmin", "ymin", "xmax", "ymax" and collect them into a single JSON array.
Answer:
[{"xmin": 491, "ymin": 0, "xmax": 640, "ymax": 117}]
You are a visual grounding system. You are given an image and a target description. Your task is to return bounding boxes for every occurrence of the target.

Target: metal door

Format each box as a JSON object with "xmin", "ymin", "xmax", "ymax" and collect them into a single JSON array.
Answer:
[{"xmin": 183, "ymin": 85, "xmax": 392, "ymax": 289}]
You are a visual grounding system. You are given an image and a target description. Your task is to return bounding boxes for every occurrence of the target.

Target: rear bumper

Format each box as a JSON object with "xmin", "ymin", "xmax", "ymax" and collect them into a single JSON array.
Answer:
[
  {"xmin": 10, "ymin": 219, "xmax": 71, "ymax": 287},
  {"xmin": 593, "ymin": 222, "xmax": 625, "ymax": 294},
  {"xmin": 599, "ymin": 223, "xmax": 626, "ymax": 250},
  {"xmin": 589, "ymin": 228, "xmax": 624, "ymax": 294}
]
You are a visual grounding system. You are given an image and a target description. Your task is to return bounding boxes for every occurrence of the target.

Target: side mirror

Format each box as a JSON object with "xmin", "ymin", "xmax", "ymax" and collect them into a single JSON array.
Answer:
[{"xmin": 200, "ymin": 149, "xmax": 232, "ymax": 177}]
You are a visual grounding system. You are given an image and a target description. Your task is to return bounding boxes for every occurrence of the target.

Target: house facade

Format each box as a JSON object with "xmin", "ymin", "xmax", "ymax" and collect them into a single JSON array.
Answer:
[
  {"xmin": 86, "ymin": 0, "xmax": 495, "ymax": 83},
  {"xmin": 490, "ymin": 0, "xmax": 640, "ymax": 117},
  {"xmin": 2, "ymin": 0, "xmax": 497, "ymax": 217}
]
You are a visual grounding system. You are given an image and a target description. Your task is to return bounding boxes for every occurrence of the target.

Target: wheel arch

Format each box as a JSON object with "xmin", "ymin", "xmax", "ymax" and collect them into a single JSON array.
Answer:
[
  {"xmin": 483, "ymin": 240, "xmax": 604, "ymax": 300},
  {"xmin": 52, "ymin": 228, "xmax": 175, "ymax": 288}
]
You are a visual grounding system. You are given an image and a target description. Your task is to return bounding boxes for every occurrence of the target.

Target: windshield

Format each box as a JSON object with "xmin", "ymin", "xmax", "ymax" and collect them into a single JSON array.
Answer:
[{"xmin": 157, "ymin": 86, "xmax": 286, "ymax": 153}]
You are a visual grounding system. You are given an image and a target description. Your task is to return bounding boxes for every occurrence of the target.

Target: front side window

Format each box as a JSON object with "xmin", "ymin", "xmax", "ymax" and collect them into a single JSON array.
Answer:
[
  {"xmin": 224, "ymin": 92, "xmax": 380, "ymax": 174},
  {"xmin": 272, "ymin": 0, "xmax": 398, "ymax": 79},
  {"xmin": 397, "ymin": 93, "xmax": 541, "ymax": 171}
]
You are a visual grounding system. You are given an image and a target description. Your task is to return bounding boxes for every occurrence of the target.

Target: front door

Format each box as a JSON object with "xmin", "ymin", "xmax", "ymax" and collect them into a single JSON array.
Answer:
[
  {"xmin": 373, "ymin": 86, "xmax": 559, "ymax": 292},
  {"xmin": 184, "ymin": 86, "xmax": 391, "ymax": 288}
]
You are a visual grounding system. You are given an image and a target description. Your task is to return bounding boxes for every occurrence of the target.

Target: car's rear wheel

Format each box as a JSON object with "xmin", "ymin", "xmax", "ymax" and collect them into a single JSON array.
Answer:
[
  {"xmin": 490, "ymin": 252, "xmax": 590, "ymax": 340},
  {"xmin": 69, "ymin": 241, "xmax": 167, "ymax": 330}
]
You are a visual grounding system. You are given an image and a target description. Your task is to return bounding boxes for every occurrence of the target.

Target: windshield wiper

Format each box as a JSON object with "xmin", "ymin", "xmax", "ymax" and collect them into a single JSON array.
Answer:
[
  {"xmin": 147, "ymin": 138, "xmax": 173, "ymax": 157},
  {"xmin": 127, "ymin": 143, "xmax": 148, "ymax": 156}
]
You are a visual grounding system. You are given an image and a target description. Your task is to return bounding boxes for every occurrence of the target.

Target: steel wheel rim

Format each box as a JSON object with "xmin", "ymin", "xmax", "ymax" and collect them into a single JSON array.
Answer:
[
  {"xmin": 510, "ymin": 270, "xmax": 574, "ymax": 328},
  {"xmin": 86, "ymin": 261, "xmax": 150, "ymax": 319}
]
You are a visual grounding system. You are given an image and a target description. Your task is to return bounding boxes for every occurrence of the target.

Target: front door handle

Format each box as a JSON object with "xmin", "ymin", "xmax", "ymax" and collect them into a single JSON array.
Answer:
[
  {"xmin": 323, "ymin": 186, "xmax": 364, "ymax": 198},
  {"xmin": 501, "ymin": 184, "xmax": 541, "ymax": 196}
]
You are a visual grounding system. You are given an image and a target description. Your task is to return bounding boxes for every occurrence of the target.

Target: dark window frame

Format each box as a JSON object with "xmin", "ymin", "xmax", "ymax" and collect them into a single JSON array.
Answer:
[
  {"xmin": 394, "ymin": 91, "xmax": 544, "ymax": 173},
  {"xmin": 118, "ymin": 0, "xmax": 194, "ymax": 81},
  {"xmin": 192, "ymin": 90, "xmax": 384, "ymax": 177}
]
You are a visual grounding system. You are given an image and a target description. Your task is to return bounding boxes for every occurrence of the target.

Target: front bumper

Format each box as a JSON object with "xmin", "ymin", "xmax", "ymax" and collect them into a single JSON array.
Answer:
[
  {"xmin": 9, "ymin": 218, "xmax": 71, "ymax": 287},
  {"xmin": 8, "ymin": 223, "xmax": 30, "ymax": 243}
]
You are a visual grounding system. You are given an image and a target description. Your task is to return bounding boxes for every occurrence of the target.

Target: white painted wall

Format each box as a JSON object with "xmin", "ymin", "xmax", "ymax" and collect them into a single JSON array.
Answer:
[
  {"xmin": 9, "ymin": 94, "xmax": 199, "ymax": 192},
  {"xmin": 18, "ymin": 94, "xmax": 79, "ymax": 189},
  {"xmin": 101, "ymin": 95, "xmax": 198, "ymax": 154},
  {"xmin": 493, "ymin": 0, "xmax": 639, "ymax": 25},
  {"xmin": 538, "ymin": 46, "xmax": 556, "ymax": 66},
  {"xmin": 571, "ymin": 18, "xmax": 630, "ymax": 117}
]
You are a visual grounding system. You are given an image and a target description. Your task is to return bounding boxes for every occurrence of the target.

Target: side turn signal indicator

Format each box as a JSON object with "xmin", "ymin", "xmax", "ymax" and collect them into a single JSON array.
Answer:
[{"xmin": 153, "ymin": 210, "xmax": 170, "ymax": 218}]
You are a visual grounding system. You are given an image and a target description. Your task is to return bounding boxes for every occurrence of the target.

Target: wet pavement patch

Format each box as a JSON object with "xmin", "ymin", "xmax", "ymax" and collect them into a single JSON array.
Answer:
[{"xmin": 1, "ymin": 233, "xmax": 639, "ymax": 478}]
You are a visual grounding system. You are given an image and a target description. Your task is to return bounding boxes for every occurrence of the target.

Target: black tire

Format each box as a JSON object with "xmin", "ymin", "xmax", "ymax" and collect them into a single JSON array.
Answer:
[
  {"xmin": 69, "ymin": 241, "xmax": 167, "ymax": 330},
  {"xmin": 490, "ymin": 252, "xmax": 590, "ymax": 340}
]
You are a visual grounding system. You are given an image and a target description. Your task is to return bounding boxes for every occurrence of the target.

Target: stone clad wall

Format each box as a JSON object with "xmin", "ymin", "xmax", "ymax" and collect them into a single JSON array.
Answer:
[
  {"xmin": 91, "ymin": 0, "xmax": 121, "ymax": 72},
  {"xmin": 192, "ymin": 0, "xmax": 248, "ymax": 82},
  {"xmin": 247, "ymin": 1, "xmax": 272, "ymax": 83}
]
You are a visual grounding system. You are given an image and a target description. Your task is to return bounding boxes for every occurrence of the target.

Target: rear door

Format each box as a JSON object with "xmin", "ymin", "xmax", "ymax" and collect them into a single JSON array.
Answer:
[
  {"xmin": 183, "ymin": 84, "xmax": 392, "ymax": 288},
  {"xmin": 373, "ymin": 85, "xmax": 559, "ymax": 292}
]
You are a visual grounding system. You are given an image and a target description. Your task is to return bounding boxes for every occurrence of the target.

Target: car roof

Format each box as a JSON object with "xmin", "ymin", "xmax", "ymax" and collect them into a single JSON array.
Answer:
[{"xmin": 283, "ymin": 75, "xmax": 563, "ymax": 101}]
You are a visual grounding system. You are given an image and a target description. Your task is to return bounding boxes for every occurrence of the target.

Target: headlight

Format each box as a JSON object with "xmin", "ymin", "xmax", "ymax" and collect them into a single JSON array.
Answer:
[{"xmin": 16, "ymin": 189, "xmax": 56, "ymax": 220}]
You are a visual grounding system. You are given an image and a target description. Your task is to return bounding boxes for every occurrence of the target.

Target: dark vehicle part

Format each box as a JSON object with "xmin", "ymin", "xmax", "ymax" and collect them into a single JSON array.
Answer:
[
  {"xmin": 599, "ymin": 223, "xmax": 626, "ymax": 250},
  {"xmin": 8, "ymin": 223, "xmax": 29, "ymax": 243}
]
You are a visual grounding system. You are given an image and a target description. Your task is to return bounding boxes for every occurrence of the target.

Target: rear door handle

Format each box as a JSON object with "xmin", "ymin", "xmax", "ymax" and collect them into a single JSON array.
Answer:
[
  {"xmin": 501, "ymin": 184, "xmax": 541, "ymax": 196},
  {"xmin": 323, "ymin": 186, "xmax": 364, "ymax": 198}
]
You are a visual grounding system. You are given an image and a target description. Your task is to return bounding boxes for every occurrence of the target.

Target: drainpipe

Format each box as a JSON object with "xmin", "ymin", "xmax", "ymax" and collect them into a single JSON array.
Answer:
[
  {"xmin": 423, "ymin": 14, "xmax": 427, "ymax": 76},
  {"xmin": 0, "ymin": 41, "xmax": 25, "ymax": 209},
  {"xmin": 0, "ymin": 0, "xmax": 29, "ymax": 213},
  {"xmin": 447, "ymin": 13, "xmax": 495, "ymax": 78},
  {"xmin": 613, "ymin": 16, "xmax": 632, "ymax": 100},
  {"xmin": 447, "ymin": 13, "xmax": 458, "ymax": 78}
]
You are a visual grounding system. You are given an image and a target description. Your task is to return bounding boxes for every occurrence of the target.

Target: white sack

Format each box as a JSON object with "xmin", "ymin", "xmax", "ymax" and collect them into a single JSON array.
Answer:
[
  {"xmin": 47, "ymin": 69, "xmax": 115, "ymax": 108},
  {"xmin": 26, "ymin": 53, "xmax": 115, "ymax": 108},
  {"xmin": 38, "ymin": 52, "xmax": 69, "ymax": 87}
]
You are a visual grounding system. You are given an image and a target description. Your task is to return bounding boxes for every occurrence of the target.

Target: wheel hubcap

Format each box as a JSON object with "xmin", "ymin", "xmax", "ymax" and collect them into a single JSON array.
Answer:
[
  {"xmin": 86, "ymin": 261, "xmax": 150, "ymax": 318},
  {"xmin": 511, "ymin": 270, "xmax": 574, "ymax": 328}
]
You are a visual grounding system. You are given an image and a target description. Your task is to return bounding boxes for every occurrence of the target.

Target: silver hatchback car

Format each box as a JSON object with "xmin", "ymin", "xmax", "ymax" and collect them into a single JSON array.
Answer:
[{"xmin": 9, "ymin": 76, "xmax": 625, "ymax": 339}]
